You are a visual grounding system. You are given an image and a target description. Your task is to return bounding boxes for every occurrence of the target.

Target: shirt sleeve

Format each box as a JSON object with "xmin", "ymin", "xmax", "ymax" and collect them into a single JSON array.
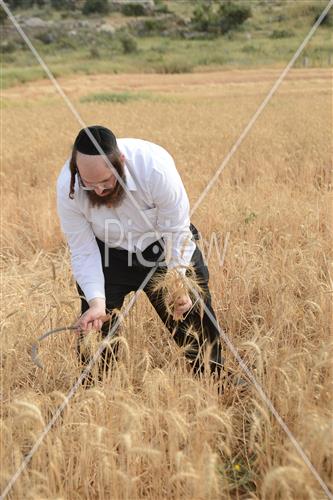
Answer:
[
  {"xmin": 149, "ymin": 151, "xmax": 196, "ymax": 274},
  {"xmin": 56, "ymin": 183, "xmax": 106, "ymax": 303}
]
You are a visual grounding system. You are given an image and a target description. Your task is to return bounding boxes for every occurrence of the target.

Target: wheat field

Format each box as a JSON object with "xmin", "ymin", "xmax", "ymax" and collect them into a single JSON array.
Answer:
[{"xmin": 1, "ymin": 68, "xmax": 332, "ymax": 499}]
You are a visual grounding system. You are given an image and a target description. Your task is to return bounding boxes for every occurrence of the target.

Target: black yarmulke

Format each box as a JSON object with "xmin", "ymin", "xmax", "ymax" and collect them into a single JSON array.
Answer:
[{"xmin": 74, "ymin": 125, "xmax": 117, "ymax": 155}]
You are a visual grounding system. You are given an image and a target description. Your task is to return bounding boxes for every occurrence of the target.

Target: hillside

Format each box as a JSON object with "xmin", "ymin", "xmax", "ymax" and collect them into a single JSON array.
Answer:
[{"xmin": 1, "ymin": 0, "xmax": 332, "ymax": 88}]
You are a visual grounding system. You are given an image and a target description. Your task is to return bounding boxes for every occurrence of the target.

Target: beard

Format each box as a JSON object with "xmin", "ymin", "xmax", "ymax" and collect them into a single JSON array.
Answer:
[{"xmin": 86, "ymin": 163, "xmax": 127, "ymax": 209}]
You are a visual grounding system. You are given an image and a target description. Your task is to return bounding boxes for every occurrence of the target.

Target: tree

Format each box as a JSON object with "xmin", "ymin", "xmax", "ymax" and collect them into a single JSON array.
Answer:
[
  {"xmin": 82, "ymin": 0, "xmax": 110, "ymax": 15},
  {"xmin": 218, "ymin": 1, "xmax": 251, "ymax": 34},
  {"xmin": 118, "ymin": 30, "xmax": 138, "ymax": 53},
  {"xmin": 0, "ymin": 7, "xmax": 7, "ymax": 25},
  {"xmin": 191, "ymin": 1, "xmax": 219, "ymax": 34},
  {"xmin": 51, "ymin": 0, "xmax": 77, "ymax": 10},
  {"xmin": 191, "ymin": 0, "xmax": 251, "ymax": 35},
  {"xmin": 6, "ymin": 0, "xmax": 35, "ymax": 8}
]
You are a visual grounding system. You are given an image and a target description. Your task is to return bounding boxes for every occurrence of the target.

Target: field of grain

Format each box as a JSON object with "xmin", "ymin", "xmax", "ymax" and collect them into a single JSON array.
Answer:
[{"xmin": 1, "ymin": 68, "xmax": 332, "ymax": 499}]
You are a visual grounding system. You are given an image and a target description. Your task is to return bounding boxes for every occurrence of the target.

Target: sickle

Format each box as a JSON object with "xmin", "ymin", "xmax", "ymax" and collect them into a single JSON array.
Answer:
[{"xmin": 31, "ymin": 314, "xmax": 112, "ymax": 369}]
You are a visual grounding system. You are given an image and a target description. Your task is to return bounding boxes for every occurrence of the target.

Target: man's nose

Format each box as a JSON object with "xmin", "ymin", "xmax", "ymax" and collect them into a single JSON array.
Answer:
[{"xmin": 94, "ymin": 186, "xmax": 104, "ymax": 194}]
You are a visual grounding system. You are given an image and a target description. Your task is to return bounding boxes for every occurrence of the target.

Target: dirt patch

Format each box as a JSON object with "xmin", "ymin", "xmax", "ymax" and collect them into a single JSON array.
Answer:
[{"xmin": 3, "ymin": 68, "xmax": 331, "ymax": 102}]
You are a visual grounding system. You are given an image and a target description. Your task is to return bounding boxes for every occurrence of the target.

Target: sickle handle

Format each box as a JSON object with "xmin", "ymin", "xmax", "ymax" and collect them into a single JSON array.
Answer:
[{"xmin": 31, "ymin": 314, "xmax": 114, "ymax": 369}]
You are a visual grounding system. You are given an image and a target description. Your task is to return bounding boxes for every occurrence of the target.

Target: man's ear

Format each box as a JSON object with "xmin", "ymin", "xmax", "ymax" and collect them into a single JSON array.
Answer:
[{"xmin": 120, "ymin": 152, "xmax": 126, "ymax": 163}]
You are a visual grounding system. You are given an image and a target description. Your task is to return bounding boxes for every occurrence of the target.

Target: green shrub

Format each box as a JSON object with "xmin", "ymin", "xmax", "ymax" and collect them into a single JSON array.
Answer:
[
  {"xmin": 191, "ymin": 2, "xmax": 219, "ymax": 34},
  {"xmin": 152, "ymin": 43, "xmax": 169, "ymax": 54},
  {"xmin": 242, "ymin": 44, "xmax": 258, "ymax": 53},
  {"xmin": 0, "ymin": 7, "xmax": 7, "ymax": 24},
  {"xmin": 1, "ymin": 53, "xmax": 16, "ymax": 63},
  {"xmin": 270, "ymin": 29, "xmax": 294, "ymax": 39},
  {"xmin": 89, "ymin": 46, "xmax": 100, "ymax": 58},
  {"xmin": 51, "ymin": 0, "xmax": 76, "ymax": 10},
  {"xmin": 82, "ymin": 0, "xmax": 110, "ymax": 15},
  {"xmin": 153, "ymin": 0, "xmax": 169, "ymax": 14},
  {"xmin": 81, "ymin": 92, "xmax": 147, "ymax": 104},
  {"xmin": 0, "ymin": 40, "xmax": 18, "ymax": 53},
  {"xmin": 35, "ymin": 31, "xmax": 56, "ymax": 44},
  {"xmin": 121, "ymin": 3, "xmax": 146, "ymax": 16},
  {"xmin": 191, "ymin": 0, "xmax": 251, "ymax": 35},
  {"xmin": 313, "ymin": 7, "xmax": 332, "ymax": 27},
  {"xmin": 142, "ymin": 18, "xmax": 167, "ymax": 33},
  {"xmin": 155, "ymin": 60, "xmax": 193, "ymax": 74},
  {"xmin": 56, "ymin": 35, "xmax": 77, "ymax": 49},
  {"xmin": 218, "ymin": 1, "xmax": 251, "ymax": 34},
  {"xmin": 118, "ymin": 31, "xmax": 138, "ymax": 53},
  {"xmin": 7, "ymin": 0, "xmax": 34, "ymax": 7}
]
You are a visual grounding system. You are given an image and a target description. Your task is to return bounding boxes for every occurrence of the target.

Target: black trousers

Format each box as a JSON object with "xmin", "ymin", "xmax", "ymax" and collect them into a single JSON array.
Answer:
[{"xmin": 76, "ymin": 226, "xmax": 224, "ymax": 381}]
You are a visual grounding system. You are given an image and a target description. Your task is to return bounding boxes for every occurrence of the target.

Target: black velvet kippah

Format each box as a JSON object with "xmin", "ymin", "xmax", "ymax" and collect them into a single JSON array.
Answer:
[{"xmin": 74, "ymin": 125, "xmax": 117, "ymax": 155}]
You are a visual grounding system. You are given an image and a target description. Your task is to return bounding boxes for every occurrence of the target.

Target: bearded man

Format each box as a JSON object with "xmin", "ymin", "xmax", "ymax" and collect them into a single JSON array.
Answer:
[{"xmin": 56, "ymin": 125, "xmax": 224, "ymax": 383}]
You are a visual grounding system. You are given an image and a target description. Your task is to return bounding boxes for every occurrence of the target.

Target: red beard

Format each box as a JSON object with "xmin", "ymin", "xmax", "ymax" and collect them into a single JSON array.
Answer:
[{"xmin": 86, "ymin": 168, "xmax": 127, "ymax": 209}]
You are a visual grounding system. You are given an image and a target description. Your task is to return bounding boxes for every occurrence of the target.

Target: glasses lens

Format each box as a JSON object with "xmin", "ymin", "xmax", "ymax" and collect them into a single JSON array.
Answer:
[
  {"xmin": 81, "ymin": 182, "xmax": 94, "ymax": 190},
  {"xmin": 77, "ymin": 167, "xmax": 115, "ymax": 191},
  {"xmin": 77, "ymin": 172, "xmax": 94, "ymax": 190}
]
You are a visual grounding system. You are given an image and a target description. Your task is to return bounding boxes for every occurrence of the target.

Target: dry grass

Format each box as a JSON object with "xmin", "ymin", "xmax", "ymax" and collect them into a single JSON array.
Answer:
[{"xmin": 1, "ymin": 68, "xmax": 332, "ymax": 499}]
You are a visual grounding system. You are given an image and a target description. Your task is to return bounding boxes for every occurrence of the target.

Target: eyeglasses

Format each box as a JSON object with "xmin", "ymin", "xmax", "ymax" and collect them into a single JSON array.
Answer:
[{"xmin": 76, "ymin": 168, "xmax": 116, "ymax": 191}]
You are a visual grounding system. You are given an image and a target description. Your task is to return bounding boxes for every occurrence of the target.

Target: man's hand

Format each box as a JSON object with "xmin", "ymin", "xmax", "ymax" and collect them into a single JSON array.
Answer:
[
  {"xmin": 172, "ymin": 293, "xmax": 192, "ymax": 321},
  {"xmin": 74, "ymin": 297, "xmax": 107, "ymax": 333}
]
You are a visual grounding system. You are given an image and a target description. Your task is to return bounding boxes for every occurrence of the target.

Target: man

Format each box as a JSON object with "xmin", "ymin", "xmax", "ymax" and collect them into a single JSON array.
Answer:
[{"xmin": 56, "ymin": 125, "xmax": 223, "ymax": 382}]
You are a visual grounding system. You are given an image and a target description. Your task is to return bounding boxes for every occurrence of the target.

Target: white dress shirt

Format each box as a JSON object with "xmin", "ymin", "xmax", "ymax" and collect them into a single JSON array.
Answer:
[{"xmin": 56, "ymin": 138, "xmax": 196, "ymax": 303}]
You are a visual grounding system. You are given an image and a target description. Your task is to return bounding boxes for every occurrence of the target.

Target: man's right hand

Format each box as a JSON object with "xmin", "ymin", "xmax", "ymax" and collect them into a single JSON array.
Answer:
[{"xmin": 74, "ymin": 297, "xmax": 107, "ymax": 333}]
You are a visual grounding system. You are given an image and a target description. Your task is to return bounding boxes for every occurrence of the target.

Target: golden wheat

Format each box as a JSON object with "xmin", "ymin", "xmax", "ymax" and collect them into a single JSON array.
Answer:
[{"xmin": 1, "ymin": 68, "xmax": 332, "ymax": 499}]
